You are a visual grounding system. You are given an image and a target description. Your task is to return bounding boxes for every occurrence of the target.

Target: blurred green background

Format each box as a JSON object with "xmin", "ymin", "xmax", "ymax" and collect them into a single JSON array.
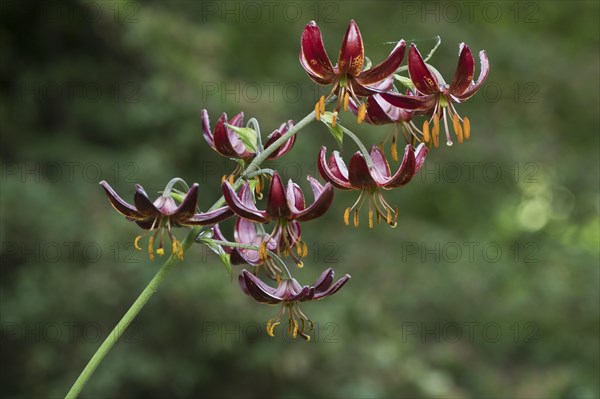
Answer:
[{"xmin": 1, "ymin": 0, "xmax": 598, "ymax": 398}]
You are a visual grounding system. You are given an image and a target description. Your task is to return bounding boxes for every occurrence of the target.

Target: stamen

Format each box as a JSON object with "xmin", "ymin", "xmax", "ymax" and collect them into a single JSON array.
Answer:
[
  {"xmin": 343, "ymin": 91, "xmax": 349, "ymax": 111},
  {"xmin": 357, "ymin": 103, "xmax": 367, "ymax": 124},
  {"xmin": 353, "ymin": 209, "xmax": 359, "ymax": 227},
  {"xmin": 315, "ymin": 101, "xmax": 321, "ymax": 120},
  {"xmin": 134, "ymin": 235, "xmax": 143, "ymax": 251},
  {"xmin": 221, "ymin": 174, "xmax": 227, "ymax": 183},
  {"xmin": 463, "ymin": 117, "xmax": 471, "ymax": 140},
  {"xmin": 391, "ymin": 135, "xmax": 398, "ymax": 162},
  {"xmin": 148, "ymin": 236, "xmax": 155, "ymax": 261},
  {"xmin": 259, "ymin": 242, "xmax": 268, "ymax": 260},
  {"xmin": 228, "ymin": 174, "xmax": 235, "ymax": 185},
  {"xmin": 423, "ymin": 120, "xmax": 430, "ymax": 143},
  {"xmin": 344, "ymin": 208, "xmax": 351, "ymax": 225},
  {"xmin": 386, "ymin": 207, "xmax": 392, "ymax": 225},
  {"xmin": 432, "ymin": 114, "xmax": 440, "ymax": 148},
  {"xmin": 331, "ymin": 110, "xmax": 338, "ymax": 128},
  {"xmin": 156, "ymin": 247, "xmax": 165, "ymax": 256},
  {"xmin": 368, "ymin": 205, "xmax": 374, "ymax": 229},
  {"xmin": 452, "ymin": 114, "xmax": 464, "ymax": 144},
  {"xmin": 319, "ymin": 95, "xmax": 325, "ymax": 114},
  {"xmin": 267, "ymin": 319, "xmax": 280, "ymax": 337}
]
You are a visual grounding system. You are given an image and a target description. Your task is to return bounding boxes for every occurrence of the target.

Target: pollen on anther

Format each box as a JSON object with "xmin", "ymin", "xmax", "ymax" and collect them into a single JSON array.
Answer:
[
  {"xmin": 134, "ymin": 235, "xmax": 143, "ymax": 251},
  {"xmin": 343, "ymin": 91, "xmax": 350, "ymax": 111},
  {"xmin": 463, "ymin": 117, "xmax": 471, "ymax": 140},
  {"xmin": 148, "ymin": 236, "xmax": 155, "ymax": 261},
  {"xmin": 452, "ymin": 114, "xmax": 463, "ymax": 144},
  {"xmin": 343, "ymin": 208, "xmax": 351, "ymax": 225},
  {"xmin": 368, "ymin": 208, "xmax": 374, "ymax": 229},
  {"xmin": 357, "ymin": 103, "xmax": 367, "ymax": 124},
  {"xmin": 353, "ymin": 209, "xmax": 359, "ymax": 227},
  {"xmin": 423, "ymin": 120, "xmax": 430, "ymax": 143}
]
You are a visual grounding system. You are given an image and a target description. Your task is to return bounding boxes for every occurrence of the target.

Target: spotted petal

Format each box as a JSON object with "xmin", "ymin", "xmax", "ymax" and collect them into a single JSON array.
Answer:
[
  {"xmin": 449, "ymin": 43, "xmax": 475, "ymax": 96},
  {"xmin": 408, "ymin": 44, "xmax": 441, "ymax": 95},
  {"xmin": 453, "ymin": 50, "xmax": 489, "ymax": 101},
  {"xmin": 337, "ymin": 20, "xmax": 364, "ymax": 76},
  {"xmin": 300, "ymin": 21, "xmax": 335, "ymax": 84}
]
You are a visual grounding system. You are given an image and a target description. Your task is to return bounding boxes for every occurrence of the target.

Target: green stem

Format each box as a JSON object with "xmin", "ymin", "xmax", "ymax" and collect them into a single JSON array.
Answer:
[
  {"xmin": 65, "ymin": 108, "xmax": 318, "ymax": 398},
  {"xmin": 338, "ymin": 123, "xmax": 375, "ymax": 170}
]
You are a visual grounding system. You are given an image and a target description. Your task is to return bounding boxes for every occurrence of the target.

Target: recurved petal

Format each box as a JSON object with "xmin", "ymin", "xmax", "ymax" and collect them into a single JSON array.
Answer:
[
  {"xmin": 212, "ymin": 224, "xmax": 232, "ymax": 254},
  {"xmin": 338, "ymin": 20, "xmax": 364, "ymax": 76},
  {"xmin": 454, "ymin": 50, "xmax": 489, "ymax": 101},
  {"xmin": 286, "ymin": 181, "xmax": 306, "ymax": 215},
  {"xmin": 266, "ymin": 172, "xmax": 292, "ymax": 219},
  {"xmin": 449, "ymin": 43, "xmax": 475, "ymax": 96},
  {"xmin": 358, "ymin": 40, "xmax": 406, "ymax": 86},
  {"xmin": 300, "ymin": 21, "xmax": 335, "ymax": 82},
  {"xmin": 183, "ymin": 206, "xmax": 233, "ymax": 226},
  {"xmin": 384, "ymin": 144, "xmax": 417, "ymax": 188},
  {"xmin": 317, "ymin": 147, "xmax": 352, "ymax": 189},
  {"xmin": 312, "ymin": 268, "xmax": 334, "ymax": 294},
  {"xmin": 200, "ymin": 109, "xmax": 214, "ymax": 148},
  {"xmin": 348, "ymin": 151, "xmax": 387, "ymax": 188},
  {"xmin": 173, "ymin": 183, "xmax": 199, "ymax": 220},
  {"xmin": 295, "ymin": 180, "xmax": 334, "ymax": 222},
  {"xmin": 134, "ymin": 184, "xmax": 160, "ymax": 217},
  {"xmin": 99, "ymin": 180, "xmax": 144, "ymax": 220},
  {"xmin": 240, "ymin": 270, "xmax": 282, "ymax": 304},
  {"xmin": 408, "ymin": 44, "xmax": 441, "ymax": 95},
  {"xmin": 370, "ymin": 145, "xmax": 391, "ymax": 178},
  {"xmin": 379, "ymin": 91, "xmax": 437, "ymax": 111},
  {"xmin": 414, "ymin": 143, "xmax": 428, "ymax": 173},
  {"xmin": 222, "ymin": 181, "xmax": 269, "ymax": 223},
  {"xmin": 312, "ymin": 274, "xmax": 351, "ymax": 300},
  {"xmin": 265, "ymin": 120, "xmax": 296, "ymax": 160}
]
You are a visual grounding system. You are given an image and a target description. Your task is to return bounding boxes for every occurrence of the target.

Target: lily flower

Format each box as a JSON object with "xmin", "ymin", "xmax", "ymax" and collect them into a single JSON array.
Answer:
[
  {"xmin": 213, "ymin": 219, "xmax": 283, "ymax": 279},
  {"xmin": 380, "ymin": 43, "xmax": 489, "ymax": 147},
  {"xmin": 222, "ymin": 172, "xmax": 334, "ymax": 266},
  {"xmin": 318, "ymin": 144, "xmax": 427, "ymax": 228},
  {"xmin": 300, "ymin": 20, "xmax": 406, "ymax": 124},
  {"xmin": 100, "ymin": 181, "xmax": 232, "ymax": 260},
  {"xmin": 349, "ymin": 93, "xmax": 427, "ymax": 160},
  {"xmin": 239, "ymin": 268, "xmax": 350, "ymax": 340}
]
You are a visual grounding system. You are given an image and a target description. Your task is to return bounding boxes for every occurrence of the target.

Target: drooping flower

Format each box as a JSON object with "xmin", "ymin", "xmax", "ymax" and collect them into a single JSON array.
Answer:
[
  {"xmin": 380, "ymin": 43, "xmax": 489, "ymax": 147},
  {"xmin": 349, "ymin": 93, "xmax": 428, "ymax": 160},
  {"xmin": 100, "ymin": 181, "xmax": 232, "ymax": 260},
  {"xmin": 222, "ymin": 172, "xmax": 334, "ymax": 266},
  {"xmin": 213, "ymin": 219, "xmax": 282, "ymax": 279},
  {"xmin": 318, "ymin": 143, "xmax": 427, "ymax": 228},
  {"xmin": 300, "ymin": 20, "xmax": 406, "ymax": 124},
  {"xmin": 201, "ymin": 110, "xmax": 296, "ymax": 189},
  {"xmin": 239, "ymin": 268, "xmax": 350, "ymax": 340}
]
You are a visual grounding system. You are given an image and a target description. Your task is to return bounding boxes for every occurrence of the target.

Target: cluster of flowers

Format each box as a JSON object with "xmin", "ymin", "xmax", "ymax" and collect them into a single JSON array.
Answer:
[{"xmin": 99, "ymin": 20, "xmax": 488, "ymax": 341}]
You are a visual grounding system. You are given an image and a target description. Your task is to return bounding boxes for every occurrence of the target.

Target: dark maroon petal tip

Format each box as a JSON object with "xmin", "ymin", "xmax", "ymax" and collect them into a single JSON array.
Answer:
[
  {"xmin": 222, "ymin": 181, "xmax": 269, "ymax": 223},
  {"xmin": 300, "ymin": 21, "xmax": 335, "ymax": 83},
  {"xmin": 99, "ymin": 181, "xmax": 144, "ymax": 220},
  {"xmin": 266, "ymin": 172, "xmax": 291, "ymax": 219},
  {"xmin": 313, "ymin": 274, "xmax": 351, "ymax": 300},
  {"xmin": 358, "ymin": 40, "xmax": 406, "ymax": 86},
  {"xmin": 338, "ymin": 20, "xmax": 364, "ymax": 76},
  {"xmin": 385, "ymin": 144, "xmax": 417, "ymax": 188},
  {"xmin": 317, "ymin": 147, "xmax": 352, "ymax": 190},
  {"xmin": 201, "ymin": 109, "xmax": 214, "ymax": 148},
  {"xmin": 408, "ymin": 44, "xmax": 441, "ymax": 95},
  {"xmin": 174, "ymin": 183, "xmax": 199, "ymax": 220},
  {"xmin": 449, "ymin": 43, "xmax": 475, "ymax": 96},
  {"xmin": 133, "ymin": 184, "xmax": 160, "ymax": 217}
]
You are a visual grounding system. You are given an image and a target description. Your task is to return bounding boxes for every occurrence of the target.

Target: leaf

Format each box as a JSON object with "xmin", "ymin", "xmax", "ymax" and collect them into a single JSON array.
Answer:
[
  {"xmin": 225, "ymin": 124, "xmax": 258, "ymax": 152},
  {"xmin": 320, "ymin": 112, "xmax": 343, "ymax": 148},
  {"xmin": 393, "ymin": 74, "xmax": 415, "ymax": 90}
]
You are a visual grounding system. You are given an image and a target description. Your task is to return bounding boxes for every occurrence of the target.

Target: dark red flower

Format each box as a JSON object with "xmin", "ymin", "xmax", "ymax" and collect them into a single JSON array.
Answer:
[
  {"xmin": 201, "ymin": 109, "xmax": 296, "ymax": 160},
  {"xmin": 239, "ymin": 268, "xmax": 350, "ymax": 340},
  {"xmin": 380, "ymin": 43, "xmax": 489, "ymax": 147},
  {"xmin": 300, "ymin": 20, "xmax": 406, "ymax": 123},
  {"xmin": 222, "ymin": 172, "xmax": 334, "ymax": 266},
  {"xmin": 318, "ymin": 144, "xmax": 427, "ymax": 227},
  {"xmin": 100, "ymin": 181, "xmax": 232, "ymax": 260}
]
